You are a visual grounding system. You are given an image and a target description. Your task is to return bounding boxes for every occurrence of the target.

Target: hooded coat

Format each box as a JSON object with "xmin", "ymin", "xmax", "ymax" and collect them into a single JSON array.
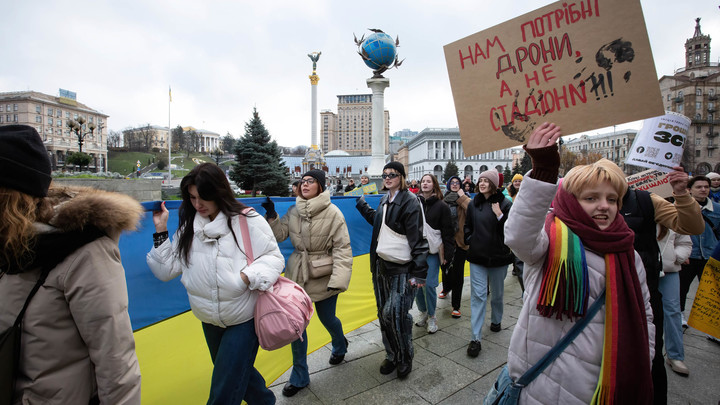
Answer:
[
  {"xmin": 0, "ymin": 186, "xmax": 143, "ymax": 405},
  {"xmin": 269, "ymin": 190, "xmax": 352, "ymax": 302}
]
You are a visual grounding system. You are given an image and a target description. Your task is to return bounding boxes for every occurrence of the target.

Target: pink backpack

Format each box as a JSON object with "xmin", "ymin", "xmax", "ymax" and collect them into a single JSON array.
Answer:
[{"xmin": 238, "ymin": 209, "xmax": 314, "ymax": 351}]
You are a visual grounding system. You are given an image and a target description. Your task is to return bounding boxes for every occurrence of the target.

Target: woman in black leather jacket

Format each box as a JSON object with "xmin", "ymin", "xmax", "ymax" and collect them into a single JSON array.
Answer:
[
  {"xmin": 356, "ymin": 162, "xmax": 428, "ymax": 380},
  {"xmin": 463, "ymin": 168, "xmax": 513, "ymax": 358}
]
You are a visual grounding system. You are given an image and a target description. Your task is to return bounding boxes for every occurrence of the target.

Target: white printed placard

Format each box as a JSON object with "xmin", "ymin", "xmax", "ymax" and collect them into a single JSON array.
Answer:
[
  {"xmin": 626, "ymin": 169, "xmax": 673, "ymax": 198},
  {"xmin": 625, "ymin": 112, "xmax": 691, "ymax": 172}
]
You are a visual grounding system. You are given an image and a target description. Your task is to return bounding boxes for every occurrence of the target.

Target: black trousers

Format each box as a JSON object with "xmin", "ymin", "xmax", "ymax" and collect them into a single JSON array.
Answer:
[
  {"xmin": 679, "ymin": 258, "xmax": 706, "ymax": 312},
  {"xmin": 445, "ymin": 248, "xmax": 467, "ymax": 311},
  {"xmin": 650, "ymin": 288, "xmax": 666, "ymax": 405}
]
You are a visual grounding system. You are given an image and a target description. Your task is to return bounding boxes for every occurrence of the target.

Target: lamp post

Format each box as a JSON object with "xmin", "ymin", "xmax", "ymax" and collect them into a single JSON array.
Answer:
[
  {"xmin": 211, "ymin": 148, "xmax": 224, "ymax": 165},
  {"xmin": 67, "ymin": 116, "xmax": 98, "ymax": 154}
]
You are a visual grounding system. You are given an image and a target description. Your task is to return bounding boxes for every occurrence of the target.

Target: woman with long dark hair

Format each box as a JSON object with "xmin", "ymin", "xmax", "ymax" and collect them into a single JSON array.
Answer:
[
  {"xmin": 147, "ymin": 163, "xmax": 284, "ymax": 404},
  {"xmin": 356, "ymin": 162, "xmax": 428, "ymax": 379}
]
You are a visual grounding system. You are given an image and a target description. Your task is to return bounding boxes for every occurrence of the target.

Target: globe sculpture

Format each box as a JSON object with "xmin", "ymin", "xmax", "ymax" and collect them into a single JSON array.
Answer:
[{"xmin": 354, "ymin": 29, "xmax": 403, "ymax": 78}]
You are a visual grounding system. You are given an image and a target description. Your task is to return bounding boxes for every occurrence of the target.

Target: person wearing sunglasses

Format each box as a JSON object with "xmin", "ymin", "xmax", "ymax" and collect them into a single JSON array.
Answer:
[
  {"xmin": 356, "ymin": 162, "xmax": 428, "ymax": 379},
  {"xmin": 262, "ymin": 169, "xmax": 352, "ymax": 397}
]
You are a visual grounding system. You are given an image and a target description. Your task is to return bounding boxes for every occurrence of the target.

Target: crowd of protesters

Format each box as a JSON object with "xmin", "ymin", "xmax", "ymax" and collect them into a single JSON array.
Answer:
[{"xmin": 3, "ymin": 123, "xmax": 718, "ymax": 404}]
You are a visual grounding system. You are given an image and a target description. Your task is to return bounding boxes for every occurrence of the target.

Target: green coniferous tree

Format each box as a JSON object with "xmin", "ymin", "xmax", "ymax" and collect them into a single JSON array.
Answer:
[
  {"xmin": 443, "ymin": 159, "xmax": 459, "ymax": 183},
  {"xmin": 512, "ymin": 161, "xmax": 523, "ymax": 176},
  {"xmin": 230, "ymin": 108, "xmax": 289, "ymax": 196},
  {"xmin": 503, "ymin": 165, "xmax": 512, "ymax": 185},
  {"xmin": 520, "ymin": 153, "xmax": 532, "ymax": 174}
]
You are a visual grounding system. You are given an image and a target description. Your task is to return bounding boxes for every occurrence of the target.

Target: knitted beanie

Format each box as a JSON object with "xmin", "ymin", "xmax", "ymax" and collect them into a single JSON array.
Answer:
[
  {"xmin": 383, "ymin": 161, "xmax": 406, "ymax": 177},
  {"xmin": 0, "ymin": 125, "xmax": 52, "ymax": 197},
  {"xmin": 478, "ymin": 168, "xmax": 500, "ymax": 188},
  {"xmin": 511, "ymin": 173, "xmax": 524, "ymax": 183},
  {"xmin": 302, "ymin": 169, "xmax": 326, "ymax": 191}
]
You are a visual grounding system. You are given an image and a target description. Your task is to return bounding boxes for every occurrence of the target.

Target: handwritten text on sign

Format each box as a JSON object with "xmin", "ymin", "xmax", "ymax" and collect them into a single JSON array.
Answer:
[
  {"xmin": 444, "ymin": 0, "xmax": 664, "ymax": 156},
  {"xmin": 688, "ymin": 257, "xmax": 720, "ymax": 339},
  {"xmin": 626, "ymin": 169, "xmax": 673, "ymax": 198}
]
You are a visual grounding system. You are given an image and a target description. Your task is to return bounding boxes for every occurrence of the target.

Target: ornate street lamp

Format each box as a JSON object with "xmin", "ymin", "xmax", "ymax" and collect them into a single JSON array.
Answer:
[
  {"xmin": 211, "ymin": 148, "xmax": 224, "ymax": 165},
  {"xmin": 66, "ymin": 116, "xmax": 98, "ymax": 154}
]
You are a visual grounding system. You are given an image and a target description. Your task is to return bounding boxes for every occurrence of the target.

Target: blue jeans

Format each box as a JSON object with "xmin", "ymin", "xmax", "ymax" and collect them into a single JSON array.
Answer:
[
  {"xmin": 415, "ymin": 253, "xmax": 440, "ymax": 316},
  {"xmin": 658, "ymin": 272, "xmax": 684, "ymax": 360},
  {"xmin": 469, "ymin": 263, "xmax": 507, "ymax": 341},
  {"xmin": 289, "ymin": 294, "xmax": 346, "ymax": 387},
  {"xmin": 202, "ymin": 320, "xmax": 275, "ymax": 405}
]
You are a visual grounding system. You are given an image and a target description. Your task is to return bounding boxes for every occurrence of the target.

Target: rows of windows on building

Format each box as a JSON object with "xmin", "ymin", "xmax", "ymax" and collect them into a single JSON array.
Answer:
[
  {"xmin": 0, "ymin": 103, "xmax": 103, "ymax": 143},
  {"xmin": 0, "ymin": 91, "xmax": 109, "ymax": 172}
]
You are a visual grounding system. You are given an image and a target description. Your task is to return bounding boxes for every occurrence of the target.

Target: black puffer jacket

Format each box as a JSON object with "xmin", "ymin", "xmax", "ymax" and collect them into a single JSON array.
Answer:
[
  {"xmin": 356, "ymin": 190, "xmax": 429, "ymax": 278},
  {"xmin": 419, "ymin": 195, "xmax": 456, "ymax": 261},
  {"xmin": 464, "ymin": 189, "xmax": 513, "ymax": 267}
]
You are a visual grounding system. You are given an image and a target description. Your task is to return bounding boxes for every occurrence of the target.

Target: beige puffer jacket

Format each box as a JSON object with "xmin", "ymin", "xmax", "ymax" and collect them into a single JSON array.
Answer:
[
  {"xmin": 269, "ymin": 190, "xmax": 352, "ymax": 302},
  {"xmin": 0, "ymin": 186, "xmax": 142, "ymax": 405}
]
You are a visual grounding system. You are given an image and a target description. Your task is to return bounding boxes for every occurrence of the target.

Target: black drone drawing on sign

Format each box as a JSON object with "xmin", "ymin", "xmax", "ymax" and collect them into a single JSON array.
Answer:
[{"xmin": 497, "ymin": 37, "xmax": 635, "ymax": 143}]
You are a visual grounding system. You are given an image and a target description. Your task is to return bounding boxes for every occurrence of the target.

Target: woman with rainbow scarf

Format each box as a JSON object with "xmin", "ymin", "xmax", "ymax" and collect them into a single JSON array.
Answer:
[{"xmin": 503, "ymin": 122, "xmax": 654, "ymax": 404}]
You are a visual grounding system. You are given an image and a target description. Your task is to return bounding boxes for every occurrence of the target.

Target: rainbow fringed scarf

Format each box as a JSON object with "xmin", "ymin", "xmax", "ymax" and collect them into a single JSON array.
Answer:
[
  {"xmin": 538, "ymin": 185, "xmax": 653, "ymax": 404},
  {"xmin": 536, "ymin": 217, "xmax": 589, "ymax": 319}
]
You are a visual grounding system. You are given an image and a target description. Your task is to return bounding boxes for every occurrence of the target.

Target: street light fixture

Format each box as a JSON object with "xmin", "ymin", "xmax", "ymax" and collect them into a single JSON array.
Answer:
[{"xmin": 67, "ymin": 116, "xmax": 98, "ymax": 154}]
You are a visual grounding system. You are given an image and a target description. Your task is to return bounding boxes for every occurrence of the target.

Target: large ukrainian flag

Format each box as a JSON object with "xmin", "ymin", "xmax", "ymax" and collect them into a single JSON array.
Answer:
[{"xmin": 125, "ymin": 196, "xmax": 383, "ymax": 404}]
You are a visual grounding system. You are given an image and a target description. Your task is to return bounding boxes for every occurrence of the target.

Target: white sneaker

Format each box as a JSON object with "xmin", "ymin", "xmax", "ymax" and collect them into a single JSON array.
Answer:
[
  {"xmin": 666, "ymin": 358, "xmax": 689, "ymax": 375},
  {"xmin": 427, "ymin": 316, "xmax": 438, "ymax": 334},
  {"xmin": 415, "ymin": 312, "xmax": 428, "ymax": 327}
]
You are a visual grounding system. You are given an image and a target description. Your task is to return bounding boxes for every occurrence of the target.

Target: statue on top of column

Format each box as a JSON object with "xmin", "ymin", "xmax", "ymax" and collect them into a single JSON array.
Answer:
[{"xmin": 308, "ymin": 52, "xmax": 321, "ymax": 72}]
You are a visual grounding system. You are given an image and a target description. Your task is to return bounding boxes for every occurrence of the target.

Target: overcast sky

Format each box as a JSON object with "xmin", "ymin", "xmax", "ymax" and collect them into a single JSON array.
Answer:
[{"xmin": 2, "ymin": 0, "xmax": 718, "ymax": 147}]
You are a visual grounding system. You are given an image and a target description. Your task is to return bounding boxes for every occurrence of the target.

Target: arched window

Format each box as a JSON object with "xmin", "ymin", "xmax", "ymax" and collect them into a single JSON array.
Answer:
[
  {"xmin": 464, "ymin": 165, "xmax": 473, "ymax": 179},
  {"xmin": 433, "ymin": 165, "xmax": 443, "ymax": 179},
  {"xmin": 698, "ymin": 162, "xmax": 712, "ymax": 175}
]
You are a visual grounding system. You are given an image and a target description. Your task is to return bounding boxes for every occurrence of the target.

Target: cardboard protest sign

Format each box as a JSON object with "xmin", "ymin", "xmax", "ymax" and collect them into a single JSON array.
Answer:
[
  {"xmin": 443, "ymin": 0, "xmax": 664, "ymax": 156},
  {"xmin": 626, "ymin": 169, "xmax": 673, "ymax": 198},
  {"xmin": 688, "ymin": 257, "xmax": 720, "ymax": 339},
  {"xmin": 625, "ymin": 112, "xmax": 690, "ymax": 172}
]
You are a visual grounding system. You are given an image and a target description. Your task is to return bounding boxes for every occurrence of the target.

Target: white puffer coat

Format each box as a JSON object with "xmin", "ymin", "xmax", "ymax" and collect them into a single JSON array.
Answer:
[
  {"xmin": 657, "ymin": 225, "xmax": 692, "ymax": 274},
  {"xmin": 503, "ymin": 176, "xmax": 654, "ymax": 404},
  {"xmin": 147, "ymin": 211, "xmax": 284, "ymax": 327}
]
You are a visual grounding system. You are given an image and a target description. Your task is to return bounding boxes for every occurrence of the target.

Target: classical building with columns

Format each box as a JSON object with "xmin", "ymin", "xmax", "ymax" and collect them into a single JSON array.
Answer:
[
  {"xmin": 123, "ymin": 125, "xmax": 220, "ymax": 153},
  {"xmin": 562, "ymin": 129, "xmax": 637, "ymax": 174},
  {"xmin": 0, "ymin": 90, "xmax": 108, "ymax": 172},
  {"xmin": 405, "ymin": 127, "xmax": 521, "ymax": 182}
]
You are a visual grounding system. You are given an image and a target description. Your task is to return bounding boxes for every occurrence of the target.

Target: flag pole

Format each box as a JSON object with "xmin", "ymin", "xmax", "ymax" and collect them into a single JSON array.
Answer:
[{"xmin": 168, "ymin": 86, "xmax": 172, "ymax": 180}]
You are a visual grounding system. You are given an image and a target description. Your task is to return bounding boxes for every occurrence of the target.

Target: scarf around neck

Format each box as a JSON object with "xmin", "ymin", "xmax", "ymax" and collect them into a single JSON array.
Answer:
[{"xmin": 538, "ymin": 186, "xmax": 652, "ymax": 404}]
